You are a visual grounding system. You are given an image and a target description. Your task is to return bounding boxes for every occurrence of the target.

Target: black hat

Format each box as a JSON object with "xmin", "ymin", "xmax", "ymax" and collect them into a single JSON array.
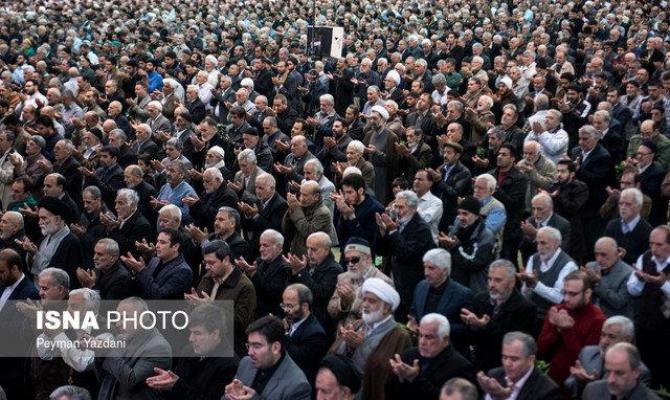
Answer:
[
  {"xmin": 319, "ymin": 355, "xmax": 362, "ymax": 394},
  {"xmin": 38, "ymin": 197, "xmax": 69, "ymax": 219},
  {"xmin": 640, "ymin": 139, "xmax": 658, "ymax": 154},
  {"xmin": 458, "ymin": 195, "xmax": 481, "ymax": 216}
]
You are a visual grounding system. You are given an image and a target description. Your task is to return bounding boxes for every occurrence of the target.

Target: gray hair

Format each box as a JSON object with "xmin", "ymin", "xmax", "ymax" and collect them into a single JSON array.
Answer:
[
  {"xmin": 203, "ymin": 167, "xmax": 223, "ymax": 182},
  {"xmin": 607, "ymin": 342, "xmax": 642, "ymax": 370},
  {"xmin": 579, "ymin": 125, "xmax": 602, "ymax": 140},
  {"xmin": 604, "ymin": 316, "xmax": 635, "ymax": 341},
  {"xmin": 304, "ymin": 158, "xmax": 324, "ymax": 178},
  {"xmin": 423, "ymin": 248, "xmax": 451, "ymax": 275},
  {"xmin": 441, "ymin": 378, "xmax": 478, "ymax": 400},
  {"xmin": 49, "ymin": 385, "xmax": 91, "ymax": 400},
  {"xmin": 3, "ymin": 211, "xmax": 23, "ymax": 231},
  {"xmin": 261, "ymin": 229, "xmax": 284, "ymax": 246},
  {"xmin": 68, "ymin": 288, "xmax": 101, "ymax": 314},
  {"xmin": 159, "ymin": 204, "xmax": 182, "ymax": 224},
  {"xmin": 620, "ymin": 188, "xmax": 643, "ymax": 209},
  {"xmin": 421, "ymin": 313, "xmax": 451, "ymax": 338},
  {"xmin": 285, "ymin": 283, "xmax": 313, "ymax": 307},
  {"xmin": 40, "ymin": 267, "xmax": 70, "ymax": 290},
  {"xmin": 307, "ymin": 231, "xmax": 332, "ymax": 248},
  {"xmin": 395, "ymin": 190, "xmax": 418, "ymax": 209},
  {"xmin": 83, "ymin": 185, "xmax": 102, "ymax": 199},
  {"xmin": 218, "ymin": 206, "xmax": 240, "ymax": 229},
  {"xmin": 347, "ymin": 140, "xmax": 365, "ymax": 154},
  {"xmin": 237, "ymin": 148, "xmax": 257, "ymax": 165},
  {"xmin": 503, "ymin": 331, "xmax": 537, "ymax": 357},
  {"xmin": 256, "ymin": 173, "xmax": 276, "ymax": 189},
  {"xmin": 476, "ymin": 174, "xmax": 497, "ymax": 192},
  {"xmin": 537, "ymin": 226, "xmax": 562, "ymax": 244},
  {"xmin": 489, "ymin": 259, "xmax": 517, "ymax": 279},
  {"xmin": 320, "ymin": 94, "xmax": 334, "ymax": 105},
  {"xmin": 116, "ymin": 188, "xmax": 139, "ymax": 209},
  {"xmin": 96, "ymin": 238, "xmax": 120, "ymax": 258},
  {"xmin": 432, "ymin": 73, "xmax": 447, "ymax": 86}
]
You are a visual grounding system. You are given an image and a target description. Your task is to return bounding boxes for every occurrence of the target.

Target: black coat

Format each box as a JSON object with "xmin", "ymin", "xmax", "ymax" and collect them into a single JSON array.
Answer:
[
  {"xmin": 639, "ymin": 162, "xmax": 666, "ymax": 226},
  {"xmin": 109, "ymin": 210, "xmax": 153, "ymax": 257},
  {"xmin": 488, "ymin": 166, "xmax": 528, "ymax": 240},
  {"xmin": 487, "ymin": 366, "xmax": 561, "ymax": 400},
  {"xmin": 572, "ymin": 144, "xmax": 615, "ymax": 217},
  {"xmin": 469, "ymin": 290, "xmax": 538, "ymax": 371},
  {"xmin": 434, "ymin": 161, "xmax": 472, "ymax": 231},
  {"xmin": 84, "ymin": 164, "xmax": 125, "ymax": 209},
  {"xmin": 377, "ymin": 212, "xmax": 436, "ymax": 319},
  {"xmin": 285, "ymin": 314, "xmax": 328, "ymax": 383},
  {"xmin": 185, "ymin": 98, "xmax": 206, "ymax": 124},
  {"xmin": 251, "ymin": 255, "xmax": 291, "ymax": 318},
  {"xmin": 54, "ymin": 156, "xmax": 83, "ymax": 205},
  {"xmin": 94, "ymin": 262, "xmax": 131, "ymax": 300},
  {"xmin": 165, "ymin": 346, "xmax": 239, "ymax": 400},
  {"xmin": 241, "ymin": 193, "xmax": 288, "ymax": 256},
  {"xmin": 190, "ymin": 184, "xmax": 239, "ymax": 231},
  {"xmin": 604, "ymin": 217, "xmax": 653, "ymax": 265},
  {"xmin": 386, "ymin": 345, "xmax": 476, "ymax": 400},
  {"xmin": 44, "ymin": 231, "xmax": 84, "ymax": 288}
]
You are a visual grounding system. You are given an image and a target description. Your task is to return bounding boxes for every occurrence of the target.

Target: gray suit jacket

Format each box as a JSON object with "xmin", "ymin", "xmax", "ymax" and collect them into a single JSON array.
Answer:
[
  {"xmin": 585, "ymin": 260, "xmax": 634, "ymax": 317},
  {"xmin": 96, "ymin": 329, "xmax": 172, "ymax": 400},
  {"xmin": 583, "ymin": 380, "xmax": 660, "ymax": 400},
  {"xmin": 234, "ymin": 354, "xmax": 311, "ymax": 400},
  {"xmin": 234, "ymin": 166, "xmax": 263, "ymax": 202},
  {"xmin": 565, "ymin": 345, "xmax": 651, "ymax": 398}
]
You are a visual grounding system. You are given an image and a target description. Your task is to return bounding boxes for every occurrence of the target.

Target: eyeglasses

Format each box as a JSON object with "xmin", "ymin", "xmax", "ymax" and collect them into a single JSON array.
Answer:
[
  {"xmin": 280, "ymin": 303, "xmax": 298, "ymax": 310},
  {"xmin": 345, "ymin": 256, "xmax": 361, "ymax": 265}
]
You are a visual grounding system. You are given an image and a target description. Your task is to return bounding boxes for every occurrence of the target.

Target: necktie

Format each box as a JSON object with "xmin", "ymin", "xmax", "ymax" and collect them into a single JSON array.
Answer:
[{"xmin": 622, "ymin": 222, "xmax": 630, "ymax": 234}]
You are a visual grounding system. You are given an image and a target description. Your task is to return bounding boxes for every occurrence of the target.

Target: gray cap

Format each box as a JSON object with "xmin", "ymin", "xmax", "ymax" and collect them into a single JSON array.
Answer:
[{"xmin": 30, "ymin": 135, "xmax": 46, "ymax": 149}]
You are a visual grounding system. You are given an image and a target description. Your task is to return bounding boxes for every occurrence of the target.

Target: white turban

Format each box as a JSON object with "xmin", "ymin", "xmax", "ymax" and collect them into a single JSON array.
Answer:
[
  {"xmin": 361, "ymin": 278, "xmax": 400, "ymax": 311},
  {"xmin": 371, "ymin": 105, "xmax": 389, "ymax": 121},
  {"xmin": 207, "ymin": 146, "xmax": 226, "ymax": 159}
]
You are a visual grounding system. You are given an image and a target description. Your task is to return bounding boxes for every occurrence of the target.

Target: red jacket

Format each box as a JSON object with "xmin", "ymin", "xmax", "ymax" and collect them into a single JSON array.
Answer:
[{"xmin": 538, "ymin": 303, "xmax": 606, "ymax": 384}]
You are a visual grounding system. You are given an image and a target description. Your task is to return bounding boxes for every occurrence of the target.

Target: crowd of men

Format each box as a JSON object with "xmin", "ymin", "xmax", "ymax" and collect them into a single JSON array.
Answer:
[{"xmin": 0, "ymin": 0, "xmax": 669, "ymax": 399}]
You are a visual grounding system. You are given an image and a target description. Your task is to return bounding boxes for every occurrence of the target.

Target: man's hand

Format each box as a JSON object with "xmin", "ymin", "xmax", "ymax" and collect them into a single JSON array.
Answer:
[
  {"xmin": 477, "ymin": 371, "xmax": 513, "ymax": 399},
  {"xmin": 182, "ymin": 195, "xmax": 199, "ymax": 207},
  {"xmin": 425, "ymin": 168, "xmax": 442, "ymax": 183},
  {"xmin": 235, "ymin": 257, "xmax": 258, "ymax": 278},
  {"xmin": 336, "ymin": 281, "xmax": 356, "ymax": 306},
  {"xmin": 224, "ymin": 379, "xmax": 257, "ymax": 400},
  {"xmin": 15, "ymin": 236, "xmax": 37, "ymax": 253},
  {"xmin": 516, "ymin": 272, "xmax": 538, "ymax": 288},
  {"xmin": 339, "ymin": 324, "xmax": 364, "ymax": 349},
  {"xmin": 69, "ymin": 223, "xmax": 87, "ymax": 237},
  {"xmin": 100, "ymin": 211, "xmax": 120, "ymax": 230},
  {"xmin": 389, "ymin": 354, "xmax": 421, "ymax": 382},
  {"xmin": 286, "ymin": 193, "xmax": 300, "ymax": 209},
  {"xmin": 460, "ymin": 308, "xmax": 491, "ymax": 328},
  {"xmin": 323, "ymin": 136, "xmax": 336, "ymax": 149},
  {"xmin": 227, "ymin": 180, "xmax": 243, "ymax": 193},
  {"xmin": 282, "ymin": 253, "xmax": 308, "ymax": 275},
  {"xmin": 19, "ymin": 205, "xmax": 38, "ymax": 219},
  {"xmin": 332, "ymin": 191, "xmax": 354, "ymax": 217},
  {"xmin": 376, "ymin": 212, "xmax": 397, "ymax": 233},
  {"xmin": 76, "ymin": 268, "xmax": 96, "ymax": 288},
  {"xmin": 548, "ymin": 306, "xmax": 575, "ymax": 329},
  {"xmin": 185, "ymin": 224, "xmax": 209, "ymax": 244},
  {"xmin": 395, "ymin": 142, "xmax": 411, "ymax": 157},
  {"xmin": 471, "ymin": 155, "xmax": 490, "ymax": 168},
  {"xmin": 78, "ymin": 166, "xmax": 95, "ymax": 177},
  {"xmin": 120, "ymin": 252, "xmax": 146, "ymax": 273},
  {"xmin": 520, "ymin": 220, "xmax": 538, "ymax": 238},
  {"xmin": 635, "ymin": 270, "xmax": 668, "ymax": 286},
  {"xmin": 135, "ymin": 238, "xmax": 156, "ymax": 255},
  {"xmin": 437, "ymin": 232, "xmax": 459, "ymax": 249},
  {"xmin": 273, "ymin": 162, "xmax": 293, "ymax": 174},
  {"xmin": 238, "ymin": 202, "xmax": 259, "ymax": 218},
  {"xmin": 406, "ymin": 315, "xmax": 419, "ymax": 333},
  {"xmin": 569, "ymin": 360, "xmax": 598, "ymax": 382},
  {"xmin": 581, "ymin": 265, "xmax": 602, "ymax": 285},
  {"xmin": 188, "ymin": 168, "xmax": 204, "ymax": 181},
  {"xmin": 150, "ymin": 159, "xmax": 165, "ymax": 172},
  {"xmin": 145, "ymin": 367, "xmax": 180, "ymax": 391},
  {"xmin": 184, "ymin": 288, "xmax": 214, "ymax": 304}
]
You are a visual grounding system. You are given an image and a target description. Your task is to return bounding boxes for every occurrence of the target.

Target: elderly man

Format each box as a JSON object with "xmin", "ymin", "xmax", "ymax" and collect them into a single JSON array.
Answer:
[
  {"xmin": 275, "ymin": 135, "xmax": 315, "ymax": 193},
  {"xmin": 627, "ymin": 225, "xmax": 670, "ymax": 388},
  {"xmin": 315, "ymin": 355, "xmax": 362, "ymax": 400},
  {"xmin": 387, "ymin": 314, "xmax": 475, "ymax": 400},
  {"xmin": 120, "ymin": 228, "xmax": 192, "ymax": 299},
  {"xmin": 377, "ymin": 190, "xmax": 435, "ymax": 320},
  {"xmin": 0, "ymin": 131, "xmax": 23, "ymax": 211},
  {"xmin": 282, "ymin": 180, "xmax": 336, "ymax": 255},
  {"xmin": 477, "ymin": 332, "xmax": 560, "ymax": 400},
  {"xmin": 520, "ymin": 226, "xmax": 578, "ymax": 328},
  {"xmin": 19, "ymin": 197, "xmax": 83, "ymax": 285},
  {"xmin": 583, "ymin": 343, "xmax": 660, "ymax": 400},
  {"xmin": 42, "ymin": 171, "xmax": 79, "ymax": 223},
  {"xmin": 224, "ymin": 315, "xmax": 310, "ymax": 400},
  {"xmin": 524, "ymin": 109, "xmax": 569, "ymax": 164},
  {"xmin": 461, "ymin": 259, "xmax": 537, "ymax": 371},
  {"xmin": 472, "ymin": 174, "xmax": 506, "ymax": 250},
  {"xmin": 282, "ymin": 283, "xmax": 329, "ymax": 382},
  {"xmin": 582, "ymin": 237, "xmax": 634, "ymax": 317},
  {"xmin": 302, "ymin": 158, "xmax": 336, "ymax": 214},
  {"xmin": 538, "ymin": 271, "xmax": 606, "ymax": 384},
  {"xmin": 363, "ymin": 105, "xmax": 398, "ymax": 204},
  {"xmin": 566, "ymin": 316, "xmax": 650, "ymax": 398},
  {"xmin": 516, "ymin": 140, "xmax": 557, "ymax": 211},
  {"xmin": 439, "ymin": 196, "xmax": 496, "ymax": 293},
  {"xmin": 285, "ymin": 231, "xmax": 342, "ymax": 333},
  {"xmin": 183, "ymin": 167, "xmax": 239, "ymax": 231},
  {"xmin": 96, "ymin": 297, "xmax": 172, "ymax": 400},
  {"xmin": 603, "ymin": 188, "xmax": 652, "ymax": 264},
  {"xmin": 0, "ymin": 210, "xmax": 27, "ymax": 267},
  {"xmin": 328, "ymin": 237, "xmax": 392, "ymax": 326},
  {"xmin": 627, "ymin": 119, "xmax": 670, "ymax": 169},
  {"xmin": 75, "ymin": 238, "xmax": 129, "ymax": 300},
  {"xmin": 519, "ymin": 193, "xmax": 571, "ymax": 262},
  {"xmin": 330, "ymin": 277, "xmax": 411, "ymax": 399},
  {"xmin": 188, "ymin": 240, "xmax": 255, "ymax": 357},
  {"xmin": 412, "ymin": 242, "xmax": 473, "ymax": 336},
  {"xmin": 230, "ymin": 149, "xmax": 264, "ymax": 202},
  {"xmin": 236, "ymin": 229, "xmax": 290, "ymax": 318},
  {"xmin": 154, "ymin": 159, "xmax": 197, "ymax": 222},
  {"xmin": 628, "ymin": 140, "xmax": 666, "ymax": 226},
  {"xmin": 239, "ymin": 173, "xmax": 287, "ymax": 255}
]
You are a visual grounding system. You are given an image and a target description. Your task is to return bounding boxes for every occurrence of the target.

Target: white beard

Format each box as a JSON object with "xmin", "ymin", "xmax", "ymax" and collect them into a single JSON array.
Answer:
[{"xmin": 361, "ymin": 308, "xmax": 385, "ymax": 325}]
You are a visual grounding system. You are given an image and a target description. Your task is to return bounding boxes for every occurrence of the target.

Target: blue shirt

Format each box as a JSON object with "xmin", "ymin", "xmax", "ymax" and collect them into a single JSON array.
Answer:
[
  {"xmin": 147, "ymin": 71, "xmax": 164, "ymax": 93},
  {"xmin": 157, "ymin": 181, "xmax": 196, "ymax": 220}
]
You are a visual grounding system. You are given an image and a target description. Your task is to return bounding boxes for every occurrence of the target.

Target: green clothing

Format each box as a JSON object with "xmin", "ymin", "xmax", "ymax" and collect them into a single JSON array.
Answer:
[
  {"xmin": 8, "ymin": 194, "xmax": 38, "ymax": 212},
  {"xmin": 627, "ymin": 134, "xmax": 670, "ymax": 169}
]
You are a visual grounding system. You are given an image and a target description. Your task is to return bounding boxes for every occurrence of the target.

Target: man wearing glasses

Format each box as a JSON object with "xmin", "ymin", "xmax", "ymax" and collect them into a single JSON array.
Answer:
[{"xmin": 537, "ymin": 270, "xmax": 606, "ymax": 385}]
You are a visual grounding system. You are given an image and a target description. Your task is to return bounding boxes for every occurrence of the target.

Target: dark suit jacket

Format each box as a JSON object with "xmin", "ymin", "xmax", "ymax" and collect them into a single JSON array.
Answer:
[
  {"xmin": 241, "ymin": 192, "xmax": 288, "ymax": 256},
  {"xmin": 583, "ymin": 380, "xmax": 660, "ymax": 400},
  {"xmin": 55, "ymin": 156, "xmax": 83, "ymax": 205},
  {"xmin": 234, "ymin": 354, "xmax": 311, "ymax": 400},
  {"xmin": 572, "ymin": 144, "xmax": 615, "ymax": 217},
  {"xmin": 285, "ymin": 313, "xmax": 328, "ymax": 382},
  {"xmin": 189, "ymin": 183, "xmax": 239, "ymax": 230},
  {"xmin": 469, "ymin": 290, "xmax": 538, "ymax": 370},
  {"xmin": 489, "ymin": 166, "xmax": 528, "ymax": 239},
  {"xmin": 136, "ymin": 253, "xmax": 193, "ymax": 299},
  {"xmin": 84, "ymin": 164, "xmax": 125, "ymax": 209},
  {"xmin": 600, "ymin": 129, "xmax": 626, "ymax": 163},
  {"xmin": 520, "ymin": 213, "xmax": 572, "ymax": 259},
  {"xmin": 378, "ymin": 213, "xmax": 436, "ymax": 316},
  {"xmin": 411, "ymin": 278, "xmax": 473, "ymax": 341},
  {"xmin": 435, "ymin": 161, "xmax": 472, "ymax": 231},
  {"xmin": 252, "ymin": 255, "xmax": 291, "ymax": 317},
  {"xmin": 604, "ymin": 217, "xmax": 653, "ymax": 264},
  {"xmin": 47, "ymin": 231, "xmax": 84, "ymax": 288},
  {"xmin": 386, "ymin": 345, "xmax": 475, "ymax": 400},
  {"xmin": 166, "ymin": 346, "xmax": 239, "ymax": 400},
  {"xmin": 110, "ymin": 210, "xmax": 153, "ymax": 257},
  {"xmin": 185, "ymin": 98, "xmax": 206, "ymax": 123},
  {"xmin": 488, "ymin": 366, "xmax": 561, "ymax": 400},
  {"xmin": 94, "ymin": 262, "xmax": 131, "ymax": 300},
  {"xmin": 290, "ymin": 254, "xmax": 342, "ymax": 332},
  {"xmin": 131, "ymin": 139, "xmax": 159, "ymax": 159},
  {"xmin": 639, "ymin": 161, "xmax": 666, "ymax": 225}
]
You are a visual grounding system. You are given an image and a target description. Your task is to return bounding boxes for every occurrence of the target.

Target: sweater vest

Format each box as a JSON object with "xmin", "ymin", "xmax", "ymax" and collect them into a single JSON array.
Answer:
[{"xmin": 530, "ymin": 250, "xmax": 572, "ymax": 317}]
